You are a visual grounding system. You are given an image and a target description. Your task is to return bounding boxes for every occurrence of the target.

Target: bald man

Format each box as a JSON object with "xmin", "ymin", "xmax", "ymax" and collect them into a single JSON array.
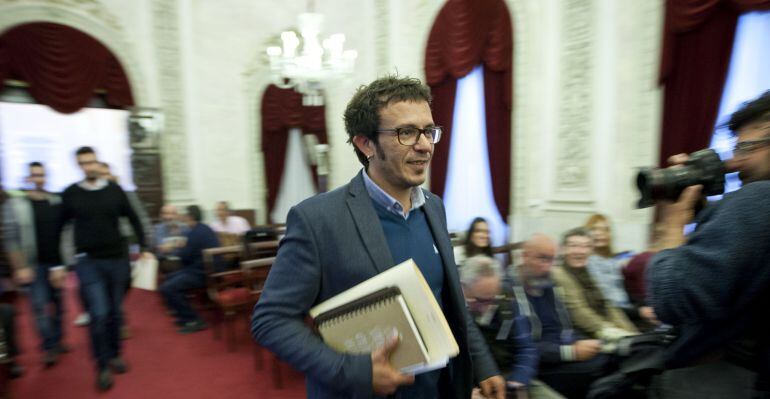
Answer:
[
  {"xmin": 152, "ymin": 204, "xmax": 189, "ymax": 256},
  {"xmin": 511, "ymin": 234, "xmax": 614, "ymax": 398}
]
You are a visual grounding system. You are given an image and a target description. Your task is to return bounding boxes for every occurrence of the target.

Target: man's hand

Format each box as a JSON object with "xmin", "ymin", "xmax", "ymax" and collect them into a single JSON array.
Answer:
[
  {"xmin": 573, "ymin": 339, "xmax": 602, "ymax": 361},
  {"xmin": 667, "ymin": 153, "xmax": 689, "ymax": 167},
  {"xmin": 371, "ymin": 335, "xmax": 414, "ymax": 395},
  {"xmin": 658, "ymin": 184, "xmax": 703, "ymax": 249},
  {"xmin": 13, "ymin": 267, "xmax": 34, "ymax": 286},
  {"xmin": 479, "ymin": 375, "xmax": 506, "ymax": 399},
  {"xmin": 639, "ymin": 306, "xmax": 660, "ymax": 325},
  {"xmin": 48, "ymin": 268, "xmax": 67, "ymax": 289}
]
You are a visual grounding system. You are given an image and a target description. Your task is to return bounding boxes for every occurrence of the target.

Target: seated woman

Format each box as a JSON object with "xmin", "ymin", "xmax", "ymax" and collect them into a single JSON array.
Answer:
[
  {"xmin": 584, "ymin": 214, "xmax": 658, "ymax": 329},
  {"xmin": 455, "ymin": 217, "xmax": 493, "ymax": 267},
  {"xmin": 550, "ymin": 228, "xmax": 637, "ymax": 340}
]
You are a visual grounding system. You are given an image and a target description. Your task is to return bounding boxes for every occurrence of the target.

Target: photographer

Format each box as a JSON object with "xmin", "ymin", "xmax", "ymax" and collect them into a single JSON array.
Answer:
[{"xmin": 647, "ymin": 91, "xmax": 770, "ymax": 398}]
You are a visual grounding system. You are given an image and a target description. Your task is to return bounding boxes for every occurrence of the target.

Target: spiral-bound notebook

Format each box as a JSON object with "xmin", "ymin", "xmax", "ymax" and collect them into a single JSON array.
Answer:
[
  {"xmin": 310, "ymin": 260, "xmax": 458, "ymax": 374},
  {"xmin": 314, "ymin": 286, "xmax": 430, "ymax": 373}
]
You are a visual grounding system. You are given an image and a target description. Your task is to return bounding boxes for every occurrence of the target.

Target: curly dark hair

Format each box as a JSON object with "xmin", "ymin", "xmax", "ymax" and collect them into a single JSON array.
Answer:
[
  {"xmin": 727, "ymin": 90, "xmax": 770, "ymax": 135},
  {"xmin": 343, "ymin": 75, "xmax": 432, "ymax": 166}
]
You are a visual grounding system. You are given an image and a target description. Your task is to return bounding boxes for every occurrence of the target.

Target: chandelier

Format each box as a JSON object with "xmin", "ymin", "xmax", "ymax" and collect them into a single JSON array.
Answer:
[{"xmin": 266, "ymin": 12, "xmax": 357, "ymax": 105}]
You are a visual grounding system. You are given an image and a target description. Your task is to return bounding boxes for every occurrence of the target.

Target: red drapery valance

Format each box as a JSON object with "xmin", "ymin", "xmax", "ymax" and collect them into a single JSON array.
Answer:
[
  {"xmin": 658, "ymin": 0, "xmax": 770, "ymax": 167},
  {"xmin": 0, "ymin": 22, "xmax": 134, "ymax": 114},
  {"xmin": 425, "ymin": 0, "xmax": 513, "ymax": 219},
  {"xmin": 261, "ymin": 85, "xmax": 328, "ymax": 221}
]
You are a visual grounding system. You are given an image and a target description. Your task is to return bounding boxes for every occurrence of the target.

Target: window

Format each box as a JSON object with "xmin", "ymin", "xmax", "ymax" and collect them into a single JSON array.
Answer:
[
  {"xmin": 710, "ymin": 11, "xmax": 770, "ymax": 197},
  {"xmin": 0, "ymin": 102, "xmax": 135, "ymax": 191},
  {"xmin": 442, "ymin": 65, "xmax": 508, "ymax": 245}
]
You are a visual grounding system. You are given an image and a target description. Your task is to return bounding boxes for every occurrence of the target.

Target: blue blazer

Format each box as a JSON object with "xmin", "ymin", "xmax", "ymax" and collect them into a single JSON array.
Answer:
[{"xmin": 252, "ymin": 171, "xmax": 499, "ymax": 398}]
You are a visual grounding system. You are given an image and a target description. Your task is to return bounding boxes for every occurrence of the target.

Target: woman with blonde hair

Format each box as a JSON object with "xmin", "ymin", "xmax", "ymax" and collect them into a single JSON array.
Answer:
[
  {"xmin": 584, "ymin": 214, "xmax": 614, "ymax": 258},
  {"xmin": 583, "ymin": 214, "xmax": 658, "ymax": 329}
]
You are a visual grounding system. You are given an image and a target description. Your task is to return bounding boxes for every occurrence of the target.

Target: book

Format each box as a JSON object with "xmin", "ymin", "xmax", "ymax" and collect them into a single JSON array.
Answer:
[
  {"xmin": 314, "ymin": 287, "xmax": 430, "ymax": 373},
  {"xmin": 131, "ymin": 257, "xmax": 158, "ymax": 291},
  {"xmin": 310, "ymin": 259, "xmax": 459, "ymax": 374}
]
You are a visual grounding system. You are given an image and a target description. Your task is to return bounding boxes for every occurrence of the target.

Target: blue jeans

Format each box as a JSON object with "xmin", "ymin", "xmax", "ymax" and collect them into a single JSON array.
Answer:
[
  {"xmin": 159, "ymin": 269, "xmax": 205, "ymax": 323},
  {"xmin": 29, "ymin": 263, "xmax": 64, "ymax": 352},
  {"xmin": 74, "ymin": 255, "xmax": 130, "ymax": 370}
]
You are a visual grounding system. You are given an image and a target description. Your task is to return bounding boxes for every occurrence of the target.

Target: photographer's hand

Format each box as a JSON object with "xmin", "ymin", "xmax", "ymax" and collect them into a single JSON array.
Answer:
[{"xmin": 659, "ymin": 184, "xmax": 702, "ymax": 249}]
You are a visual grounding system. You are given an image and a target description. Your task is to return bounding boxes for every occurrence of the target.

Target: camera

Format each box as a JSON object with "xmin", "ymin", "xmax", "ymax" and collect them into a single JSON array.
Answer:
[{"xmin": 636, "ymin": 149, "xmax": 726, "ymax": 208}]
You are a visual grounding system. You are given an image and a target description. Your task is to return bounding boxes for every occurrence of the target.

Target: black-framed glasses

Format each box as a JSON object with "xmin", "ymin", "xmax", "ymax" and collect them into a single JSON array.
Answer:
[
  {"xmin": 377, "ymin": 126, "xmax": 442, "ymax": 146},
  {"xmin": 733, "ymin": 137, "xmax": 770, "ymax": 156}
]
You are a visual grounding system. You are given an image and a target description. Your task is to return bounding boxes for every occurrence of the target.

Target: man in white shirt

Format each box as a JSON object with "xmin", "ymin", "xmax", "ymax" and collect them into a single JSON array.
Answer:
[{"xmin": 209, "ymin": 201, "xmax": 250, "ymax": 235}]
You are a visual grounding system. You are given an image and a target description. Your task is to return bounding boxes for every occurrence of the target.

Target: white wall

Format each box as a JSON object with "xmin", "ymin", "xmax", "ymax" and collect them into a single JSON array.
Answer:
[
  {"xmin": 508, "ymin": 0, "xmax": 664, "ymax": 252},
  {"xmin": 0, "ymin": 0, "xmax": 664, "ymax": 247}
]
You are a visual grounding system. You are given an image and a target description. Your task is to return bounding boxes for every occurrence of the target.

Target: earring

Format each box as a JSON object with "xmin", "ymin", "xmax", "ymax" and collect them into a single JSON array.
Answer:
[{"xmin": 366, "ymin": 154, "xmax": 373, "ymax": 160}]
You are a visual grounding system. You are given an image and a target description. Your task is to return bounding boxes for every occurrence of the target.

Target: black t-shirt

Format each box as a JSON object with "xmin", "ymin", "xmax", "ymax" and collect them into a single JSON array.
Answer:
[{"xmin": 31, "ymin": 198, "xmax": 62, "ymax": 265}]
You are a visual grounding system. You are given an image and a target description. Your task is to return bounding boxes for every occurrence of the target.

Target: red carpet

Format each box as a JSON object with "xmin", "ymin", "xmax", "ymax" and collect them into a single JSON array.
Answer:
[{"xmin": 9, "ymin": 278, "xmax": 306, "ymax": 399}]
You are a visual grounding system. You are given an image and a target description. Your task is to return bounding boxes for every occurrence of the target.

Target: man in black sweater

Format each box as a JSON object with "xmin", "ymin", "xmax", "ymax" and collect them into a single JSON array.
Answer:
[
  {"xmin": 4, "ymin": 162, "xmax": 69, "ymax": 367},
  {"xmin": 60, "ymin": 146, "xmax": 148, "ymax": 391}
]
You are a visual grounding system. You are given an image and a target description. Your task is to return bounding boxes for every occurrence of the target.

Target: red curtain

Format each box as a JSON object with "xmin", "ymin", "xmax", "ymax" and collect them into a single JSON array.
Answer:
[
  {"xmin": 261, "ymin": 85, "xmax": 328, "ymax": 221},
  {"xmin": 425, "ymin": 0, "xmax": 513, "ymax": 218},
  {"xmin": 658, "ymin": 0, "xmax": 770, "ymax": 167},
  {"xmin": 0, "ymin": 22, "xmax": 134, "ymax": 114}
]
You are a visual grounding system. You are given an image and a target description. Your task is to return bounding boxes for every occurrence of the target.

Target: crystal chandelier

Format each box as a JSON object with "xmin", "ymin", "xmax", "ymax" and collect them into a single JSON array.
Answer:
[{"xmin": 266, "ymin": 12, "xmax": 357, "ymax": 105}]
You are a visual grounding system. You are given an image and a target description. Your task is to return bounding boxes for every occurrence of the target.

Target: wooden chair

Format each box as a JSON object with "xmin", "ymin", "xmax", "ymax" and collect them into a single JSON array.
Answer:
[
  {"xmin": 207, "ymin": 257, "xmax": 275, "ymax": 352},
  {"xmin": 243, "ymin": 240, "xmax": 280, "ymax": 260},
  {"xmin": 240, "ymin": 257, "xmax": 291, "ymax": 389},
  {"xmin": 491, "ymin": 241, "xmax": 523, "ymax": 268},
  {"xmin": 201, "ymin": 245, "xmax": 245, "ymax": 340},
  {"xmin": 491, "ymin": 241, "xmax": 523, "ymax": 254}
]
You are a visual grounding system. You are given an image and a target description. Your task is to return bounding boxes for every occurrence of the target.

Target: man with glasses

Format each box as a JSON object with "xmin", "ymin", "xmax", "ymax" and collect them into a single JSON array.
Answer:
[
  {"xmin": 512, "ymin": 234, "xmax": 614, "ymax": 398},
  {"xmin": 647, "ymin": 90, "xmax": 770, "ymax": 398},
  {"xmin": 253, "ymin": 75, "xmax": 506, "ymax": 398}
]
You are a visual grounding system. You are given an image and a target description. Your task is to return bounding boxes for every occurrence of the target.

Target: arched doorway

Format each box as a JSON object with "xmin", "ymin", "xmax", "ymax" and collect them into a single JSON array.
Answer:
[{"xmin": 0, "ymin": 22, "xmax": 163, "ymax": 219}]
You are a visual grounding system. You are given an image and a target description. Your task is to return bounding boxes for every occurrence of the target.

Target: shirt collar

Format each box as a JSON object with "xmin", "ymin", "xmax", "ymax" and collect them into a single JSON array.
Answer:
[
  {"xmin": 78, "ymin": 178, "xmax": 108, "ymax": 191},
  {"xmin": 361, "ymin": 169, "xmax": 426, "ymax": 219}
]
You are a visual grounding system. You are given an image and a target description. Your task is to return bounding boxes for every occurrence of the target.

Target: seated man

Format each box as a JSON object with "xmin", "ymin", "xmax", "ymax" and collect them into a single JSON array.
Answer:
[
  {"xmin": 158, "ymin": 205, "xmax": 219, "ymax": 334},
  {"xmin": 550, "ymin": 228, "xmax": 637, "ymax": 340},
  {"xmin": 209, "ymin": 201, "xmax": 250, "ymax": 236},
  {"xmin": 513, "ymin": 234, "xmax": 615, "ymax": 398},
  {"xmin": 152, "ymin": 204, "xmax": 189, "ymax": 255},
  {"xmin": 459, "ymin": 255, "xmax": 539, "ymax": 398},
  {"xmin": 152, "ymin": 204, "xmax": 189, "ymax": 274}
]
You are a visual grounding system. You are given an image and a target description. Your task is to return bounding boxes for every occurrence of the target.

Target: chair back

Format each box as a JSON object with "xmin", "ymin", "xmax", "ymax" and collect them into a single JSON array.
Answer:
[
  {"xmin": 241, "ymin": 257, "xmax": 275, "ymax": 300},
  {"xmin": 244, "ymin": 240, "xmax": 280, "ymax": 260},
  {"xmin": 203, "ymin": 245, "xmax": 242, "ymax": 275}
]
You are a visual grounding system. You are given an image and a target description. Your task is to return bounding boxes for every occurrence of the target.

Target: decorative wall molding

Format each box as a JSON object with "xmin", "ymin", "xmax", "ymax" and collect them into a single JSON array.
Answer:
[
  {"xmin": 508, "ymin": 0, "xmax": 539, "ymax": 229},
  {"xmin": 0, "ymin": 1, "xmax": 148, "ymax": 106},
  {"xmin": 151, "ymin": 0, "xmax": 192, "ymax": 201},
  {"xmin": 242, "ymin": 53, "xmax": 270, "ymax": 224},
  {"xmin": 1, "ymin": 0, "xmax": 123, "ymax": 31},
  {"xmin": 374, "ymin": 0, "xmax": 390, "ymax": 76},
  {"xmin": 613, "ymin": 0, "xmax": 663, "ymax": 222},
  {"xmin": 553, "ymin": 0, "xmax": 594, "ymax": 201}
]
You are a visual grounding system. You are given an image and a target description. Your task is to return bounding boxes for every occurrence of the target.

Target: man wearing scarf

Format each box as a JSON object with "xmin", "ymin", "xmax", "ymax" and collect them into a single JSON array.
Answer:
[{"xmin": 512, "ymin": 233, "xmax": 619, "ymax": 398}]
